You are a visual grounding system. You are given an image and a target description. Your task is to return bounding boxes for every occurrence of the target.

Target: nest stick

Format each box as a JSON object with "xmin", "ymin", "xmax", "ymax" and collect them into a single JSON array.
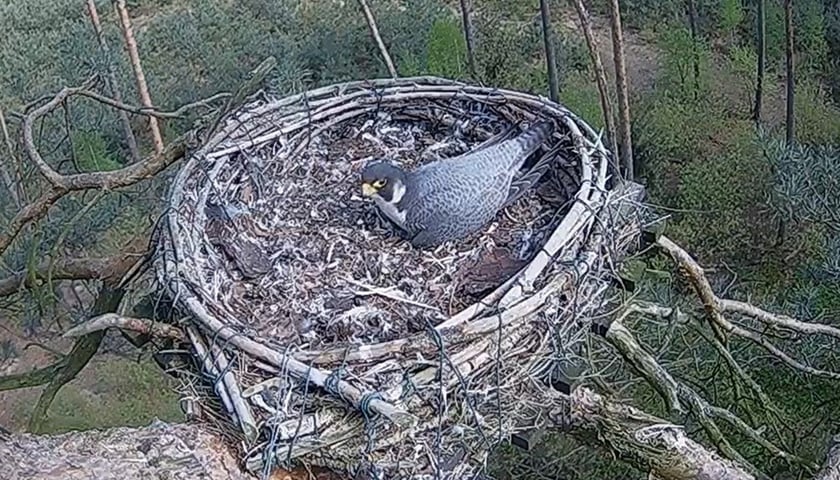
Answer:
[
  {"xmin": 186, "ymin": 326, "xmax": 235, "ymax": 416},
  {"xmin": 182, "ymin": 295, "xmax": 417, "ymax": 429},
  {"xmin": 208, "ymin": 341, "xmax": 259, "ymax": 442}
]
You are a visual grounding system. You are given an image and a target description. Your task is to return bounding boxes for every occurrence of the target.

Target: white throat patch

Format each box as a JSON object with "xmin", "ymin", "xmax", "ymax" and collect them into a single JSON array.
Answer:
[{"xmin": 373, "ymin": 181, "xmax": 407, "ymax": 227}]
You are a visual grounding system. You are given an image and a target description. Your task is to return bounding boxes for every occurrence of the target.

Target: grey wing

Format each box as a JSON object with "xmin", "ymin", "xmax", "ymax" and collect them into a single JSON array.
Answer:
[{"xmin": 405, "ymin": 165, "xmax": 509, "ymax": 245}]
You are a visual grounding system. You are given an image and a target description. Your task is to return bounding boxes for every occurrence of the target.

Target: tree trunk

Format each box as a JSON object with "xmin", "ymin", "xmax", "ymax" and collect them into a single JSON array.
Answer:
[
  {"xmin": 784, "ymin": 0, "xmax": 795, "ymax": 146},
  {"xmin": 86, "ymin": 0, "xmax": 140, "ymax": 163},
  {"xmin": 458, "ymin": 0, "xmax": 479, "ymax": 80},
  {"xmin": 608, "ymin": 0, "xmax": 633, "ymax": 181},
  {"xmin": 113, "ymin": 0, "xmax": 165, "ymax": 155},
  {"xmin": 753, "ymin": 0, "xmax": 766, "ymax": 125},
  {"xmin": 567, "ymin": 0, "xmax": 619, "ymax": 165},
  {"xmin": 687, "ymin": 0, "xmax": 700, "ymax": 99},
  {"xmin": 539, "ymin": 0, "xmax": 560, "ymax": 102}
]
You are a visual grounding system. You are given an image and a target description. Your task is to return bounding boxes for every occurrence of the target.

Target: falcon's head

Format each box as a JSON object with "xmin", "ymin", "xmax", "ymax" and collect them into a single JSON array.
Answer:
[{"xmin": 360, "ymin": 161, "xmax": 407, "ymax": 203}]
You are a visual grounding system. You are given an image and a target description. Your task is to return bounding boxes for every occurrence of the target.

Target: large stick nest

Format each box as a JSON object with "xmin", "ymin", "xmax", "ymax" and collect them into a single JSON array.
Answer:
[{"xmin": 155, "ymin": 77, "xmax": 639, "ymax": 479}]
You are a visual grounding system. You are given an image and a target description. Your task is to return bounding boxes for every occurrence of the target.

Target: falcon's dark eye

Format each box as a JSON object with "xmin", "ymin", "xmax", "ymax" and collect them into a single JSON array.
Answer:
[{"xmin": 373, "ymin": 179, "xmax": 387, "ymax": 188}]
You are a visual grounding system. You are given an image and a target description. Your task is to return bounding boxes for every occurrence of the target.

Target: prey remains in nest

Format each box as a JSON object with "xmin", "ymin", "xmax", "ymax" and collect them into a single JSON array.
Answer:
[{"xmin": 202, "ymin": 111, "xmax": 573, "ymax": 351}]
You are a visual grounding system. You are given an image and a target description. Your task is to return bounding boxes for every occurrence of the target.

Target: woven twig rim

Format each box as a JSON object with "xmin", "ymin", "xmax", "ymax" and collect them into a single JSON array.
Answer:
[{"xmin": 155, "ymin": 76, "xmax": 618, "ymax": 475}]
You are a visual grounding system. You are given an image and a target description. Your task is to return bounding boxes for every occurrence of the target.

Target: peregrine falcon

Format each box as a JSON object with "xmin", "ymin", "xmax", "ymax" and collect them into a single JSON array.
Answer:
[{"xmin": 360, "ymin": 120, "xmax": 555, "ymax": 248}]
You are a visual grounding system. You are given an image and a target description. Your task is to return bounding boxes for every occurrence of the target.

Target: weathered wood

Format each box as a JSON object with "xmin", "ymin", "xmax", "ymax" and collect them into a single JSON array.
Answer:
[
  {"xmin": 0, "ymin": 421, "xmax": 255, "ymax": 480},
  {"xmin": 552, "ymin": 387, "xmax": 756, "ymax": 480},
  {"xmin": 815, "ymin": 435, "xmax": 840, "ymax": 480}
]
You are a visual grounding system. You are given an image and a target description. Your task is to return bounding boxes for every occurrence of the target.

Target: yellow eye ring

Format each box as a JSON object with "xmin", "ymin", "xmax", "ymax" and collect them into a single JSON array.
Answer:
[{"xmin": 372, "ymin": 179, "xmax": 387, "ymax": 188}]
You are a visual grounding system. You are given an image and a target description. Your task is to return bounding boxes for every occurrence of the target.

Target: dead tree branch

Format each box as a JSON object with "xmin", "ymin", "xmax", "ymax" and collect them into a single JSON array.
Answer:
[
  {"xmin": 85, "ymin": 0, "xmax": 140, "ymax": 163},
  {"xmin": 0, "ymin": 237, "xmax": 148, "ymax": 298},
  {"xmin": 0, "ymin": 420, "xmax": 255, "ymax": 480},
  {"xmin": 62, "ymin": 313, "xmax": 185, "ymax": 341},
  {"xmin": 29, "ymin": 287, "xmax": 125, "ymax": 433},
  {"xmin": 608, "ymin": 0, "xmax": 633, "ymax": 180},
  {"xmin": 657, "ymin": 235, "xmax": 840, "ymax": 380},
  {"xmin": 548, "ymin": 386, "xmax": 757, "ymax": 480},
  {"xmin": 815, "ymin": 435, "xmax": 840, "ymax": 480},
  {"xmin": 602, "ymin": 316, "xmax": 807, "ymax": 477},
  {"xmin": 357, "ymin": 0, "xmax": 398, "ymax": 78},
  {"xmin": 567, "ymin": 0, "xmax": 618, "ymax": 161},
  {"xmin": 76, "ymin": 89, "xmax": 230, "ymax": 119},
  {"xmin": 113, "ymin": 0, "xmax": 165, "ymax": 154}
]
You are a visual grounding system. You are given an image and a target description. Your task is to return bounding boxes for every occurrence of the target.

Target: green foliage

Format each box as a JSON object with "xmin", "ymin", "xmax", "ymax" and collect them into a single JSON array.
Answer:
[
  {"xmin": 24, "ymin": 357, "xmax": 184, "ymax": 434},
  {"xmin": 793, "ymin": 0, "xmax": 829, "ymax": 71},
  {"xmin": 656, "ymin": 25, "xmax": 712, "ymax": 99},
  {"xmin": 425, "ymin": 17, "xmax": 467, "ymax": 79},
  {"xmin": 726, "ymin": 44, "xmax": 758, "ymax": 110},
  {"xmin": 717, "ymin": 0, "xmax": 744, "ymax": 37},
  {"xmin": 71, "ymin": 130, "xmax": 121, "ymax": 172},
  {"xmin": 793, "ymin": 79, "xmax": 840, "ymax": 145},
  {"xmin": 558, "ymin": 71, "xmax": 605, "ymax": 131}
]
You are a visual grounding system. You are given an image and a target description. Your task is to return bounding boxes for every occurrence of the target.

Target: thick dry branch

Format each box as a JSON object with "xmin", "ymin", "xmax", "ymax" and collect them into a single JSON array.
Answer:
[
  {"xmin": 815, "ymin": 435, "xmax": 840, "ymax": 480},
  {"xmin": 0, "ymin": 360, "xmax": 67, "ymax": 393},
  {"xmin": 62, "ymin": 313, "xmax": 184, "ymax": 341},
  {"xmin": 0, "ymin": 131, "xmax": 186, "ymax": 256},
  {"xmin": 549, "ymin": 387, "xmax": 756, "ymax": 480},
  {"xmin": 0, "ymin": 242, "xmax": 147, "ymax": 298},
  {"xmin": 658, "ymin": 235, "xmax": 840, "ymax": 379},
  {"xmin": 21, "ymin": 79, "xmax": 97, "ymax": 186},
  {"xmin": 608, "ymin": 0, "xmax": 633, "ymax": 180},
  {"xmin": 657, "ymin": 235, "xmax": 728, "ymax": 343},
  {"xmin": 29, "ymin": 288, "xmax": 125, "ymax": 433},
  {"xmin": 604, "ymin": 320, "xmax": 683, "ymax": 413},
  {"xmin": 458, "ymin": 0, "xmax": 478, "ymax": 79},
  {"xmin": 539, "ymin": 0, "xmax": 559, "ymax": 102},
  {"xmin": 720, "ymin": 299, "xmax": 840, "ymax": 341},
  {"xmin": 608, "ymin": 306, "xmax": 811, "ymax": 474}
]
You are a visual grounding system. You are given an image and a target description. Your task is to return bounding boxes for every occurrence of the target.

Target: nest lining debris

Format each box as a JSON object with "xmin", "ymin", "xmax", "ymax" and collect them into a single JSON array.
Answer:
[{"xmin": 198, "ymin": 107, "xmax": 578, "ymax": 350}]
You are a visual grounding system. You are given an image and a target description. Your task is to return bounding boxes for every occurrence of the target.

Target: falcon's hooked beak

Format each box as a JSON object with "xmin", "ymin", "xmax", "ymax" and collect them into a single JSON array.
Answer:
[{"xmin": 361, "ymin": 182, "xmax": 377, "ymax": 197}]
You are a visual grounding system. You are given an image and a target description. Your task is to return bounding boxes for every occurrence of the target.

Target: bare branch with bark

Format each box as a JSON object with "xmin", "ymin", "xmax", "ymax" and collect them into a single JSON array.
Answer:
[
  {"xmin": 657, "ymin": 235, "xmax": 840, "ymax": 380},
  {"xmin": 0, "ymin": 76, "xmax": 197, "ymax": 256},
  {"xmin": 567, "ymin": 0, "xmax": 619, "ymax": 165},
  {"xmin": 357, "ymin": 0, "xmax": 398, "ymax": 78},
  {"xmin": 539, "ymin": 0, "xmax": 559, "ymax": 102},
  {"xmin": 608, "ymin": 0, "xmax": 633, "ymax": 180},
  {"xmin": 113, "ymin": 0, "xmax": 165, "ymax": 154},
  {"xmin": 458, "ymin": 0, "xmax": 478, "ymax": 79},
  {"xmin": 62, "ymin": 313, "xmax": 185, "ymax": 341},
  {"xmin": 85, "ymin": 0, "xmax": 140, "ymax": 163}
]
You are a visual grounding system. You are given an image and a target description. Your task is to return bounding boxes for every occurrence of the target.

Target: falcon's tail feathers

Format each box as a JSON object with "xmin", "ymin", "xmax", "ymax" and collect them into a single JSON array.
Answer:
[
  {"xmin": 514, "ymin": 119, "xmax": 555, "ymax": 157},
  {"xmin": 503, "ymin": 145, "xmax": 565, "ymax": 208}
]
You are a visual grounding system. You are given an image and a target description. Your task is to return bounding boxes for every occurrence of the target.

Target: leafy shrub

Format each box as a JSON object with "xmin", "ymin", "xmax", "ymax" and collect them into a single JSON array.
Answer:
[
  {"xmin": 793, "ymin": 78, "xmax": 840, "ymax": 145},
  {"xmin": 72, "ymin": 130, "xmax": 121, "ymax": 172},
  {"xmin": 425, "ymin": 17, "xmax": 468, "ymax": 79}
]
